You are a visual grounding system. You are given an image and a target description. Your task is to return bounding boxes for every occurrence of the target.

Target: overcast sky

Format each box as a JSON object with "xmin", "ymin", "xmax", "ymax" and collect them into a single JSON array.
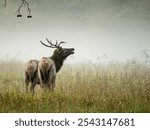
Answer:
[{"xmin": 0, "ymin": 0, "xmax": 150, "ymax": 63}]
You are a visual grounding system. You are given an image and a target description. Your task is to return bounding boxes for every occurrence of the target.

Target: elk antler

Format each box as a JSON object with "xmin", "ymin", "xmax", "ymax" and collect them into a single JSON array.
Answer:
[
  {"xmin": 40, "ymin": 38, "xmax": 56, "ymax": 48},
  {"xmin": 58, "ymin": 41, "xmax": 66, "ymax": 47},
  {"xmin": 40, "ymin": 38, "xmax": 66, "ymax": 48}
]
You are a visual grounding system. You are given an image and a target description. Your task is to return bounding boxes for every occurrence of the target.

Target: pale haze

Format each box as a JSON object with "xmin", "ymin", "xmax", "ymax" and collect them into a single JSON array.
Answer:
[{"xmin": 0, "ymin": 0, "xmax": 150, "ymax": 63}]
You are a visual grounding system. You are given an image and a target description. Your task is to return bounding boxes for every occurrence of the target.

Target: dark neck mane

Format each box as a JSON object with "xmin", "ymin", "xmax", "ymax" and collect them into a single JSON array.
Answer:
[{"xmin": 50, "ymin": 54, "xmax": 64, "ymax": 73}]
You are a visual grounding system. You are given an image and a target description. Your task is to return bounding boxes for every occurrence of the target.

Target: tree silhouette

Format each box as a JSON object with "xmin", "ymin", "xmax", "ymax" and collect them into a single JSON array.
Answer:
[{"xmin": 1, "ymin": 0, "xmax": 32, "ymax": 18}]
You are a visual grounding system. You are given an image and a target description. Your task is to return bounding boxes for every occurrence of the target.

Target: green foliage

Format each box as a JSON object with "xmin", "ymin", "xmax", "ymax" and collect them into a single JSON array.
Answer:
[{"xmin": 0, "ymin": 60, "xmax": 150, "ymax": 112}]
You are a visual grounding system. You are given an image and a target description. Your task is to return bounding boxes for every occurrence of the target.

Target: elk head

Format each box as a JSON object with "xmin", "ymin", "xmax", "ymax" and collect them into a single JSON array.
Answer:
[{"xmin": 40, "ymin": 38, "xmax": 75, "ymax": 60}]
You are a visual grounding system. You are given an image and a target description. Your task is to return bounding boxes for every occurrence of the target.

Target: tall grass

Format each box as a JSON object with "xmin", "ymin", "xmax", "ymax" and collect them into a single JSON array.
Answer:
[{"xmin": 0, "ymin": 60, "xmax": 150, "ymax": 112}]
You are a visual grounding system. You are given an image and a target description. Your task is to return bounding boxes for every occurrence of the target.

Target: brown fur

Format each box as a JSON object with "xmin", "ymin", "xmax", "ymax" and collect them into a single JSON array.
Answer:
[
  {"xmin": 38, "ymin": 57, "xmax": 56, "ymax": 90},
  {"xmin": 25, "ymin": 39, "xmax": 75, "ymax": 94},
  {"xmin": 25, "ymin": 60, "xmax": 39, "ymax": 95},
  {"xmin": 38, "ymin": 47, "xmax": 75, "ymax": 91}
]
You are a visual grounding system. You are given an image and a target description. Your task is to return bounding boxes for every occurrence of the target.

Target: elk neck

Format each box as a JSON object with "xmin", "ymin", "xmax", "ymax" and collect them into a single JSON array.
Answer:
[{"xmin": 50, "ymin": 54, "xmax": 64, "ymax": 73}]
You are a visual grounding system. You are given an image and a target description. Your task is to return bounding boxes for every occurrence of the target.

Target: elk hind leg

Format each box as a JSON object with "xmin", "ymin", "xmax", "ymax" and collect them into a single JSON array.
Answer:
[
  {"xmin": 30, "ymin": 80, "xmax": 36, "ymax": 96},
  {"xmin": 25, "ymin": 72, "xmax": 29, "ymax": 93},
  {"xmin": 30, "ymin": 70, "xmax": 38, "ymax": 95}
]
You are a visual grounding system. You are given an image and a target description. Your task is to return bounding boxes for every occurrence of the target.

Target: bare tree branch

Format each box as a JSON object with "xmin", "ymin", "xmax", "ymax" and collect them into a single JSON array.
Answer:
[
  {"xmin": 4, "ymin": 0, "xmax": 6, "ymax": 7},
  {"xmin": 24, "ymin": 0, "xmax": 31, "ymax": 16},
  {"xmin": 1, "ymin": 0, "xmax": 32, "ymax": 18},
  {"xmin": 16, "ymin": 0, "xmax": 32, "ymax": 18}
]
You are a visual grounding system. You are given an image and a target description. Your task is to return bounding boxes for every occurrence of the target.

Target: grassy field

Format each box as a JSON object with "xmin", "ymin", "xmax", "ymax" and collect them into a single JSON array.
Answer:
[{"xmin": 0, "ymin": 59, "xmax": 150, "ymax": 112}]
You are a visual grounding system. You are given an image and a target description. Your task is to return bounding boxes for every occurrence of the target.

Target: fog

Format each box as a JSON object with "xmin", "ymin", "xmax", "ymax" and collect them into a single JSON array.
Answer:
[{"xmin": 0, "ymin": 0, "xmax": 150, "ymax": 63}]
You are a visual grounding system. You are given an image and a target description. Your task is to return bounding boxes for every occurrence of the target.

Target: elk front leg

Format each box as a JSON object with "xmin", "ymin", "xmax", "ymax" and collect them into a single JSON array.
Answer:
[{"xmin": 48, "ymin": 77, "xmax": 55, "ymax": 92}]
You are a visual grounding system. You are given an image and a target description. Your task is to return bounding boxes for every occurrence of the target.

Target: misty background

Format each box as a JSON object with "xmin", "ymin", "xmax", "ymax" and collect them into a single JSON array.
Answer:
[{"xmin": 0, "ymin": 0, "xmax": 150, "ymax": 63}]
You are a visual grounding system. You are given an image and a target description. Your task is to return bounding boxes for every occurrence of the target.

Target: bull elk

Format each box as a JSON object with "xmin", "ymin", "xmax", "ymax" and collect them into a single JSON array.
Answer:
[
  {"xmin": 25, "ymin": 38, "xmax": 75, "ymax": 95},
  {"xmin": 38, "ymin": 38, "xmax": 75, "ymax": 90}
]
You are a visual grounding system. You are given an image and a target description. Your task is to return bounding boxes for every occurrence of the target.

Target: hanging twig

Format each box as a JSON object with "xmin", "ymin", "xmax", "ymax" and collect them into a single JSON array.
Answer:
[
  {"xmin": 16, "ymin": 0, "xmax": 32, "ymax": 18},
  {"xmin": 1, "ymin": 0, "xmax": 32, "ymax": 18}
]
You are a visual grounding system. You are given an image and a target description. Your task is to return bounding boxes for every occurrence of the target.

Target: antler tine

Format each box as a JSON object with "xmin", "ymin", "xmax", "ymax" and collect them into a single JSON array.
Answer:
[
  {"xmin": 58, "ymin": 41, "xmax": 66, "ymax": 47},
  {"xmin": 46, "ymin": 38, "xmax": 53, "ymax": 46},
  {"xmin": 41, "ymin": 38, "xmax": 65, "ymax": 48},
  {"xmin": 56, "ymin": 40, "xmax": 58, "ymax": 47},
  {"xmin": 46, "ymin": 38, "xmax": 58, "ymax": 48},
  {"xmin": 40, "ymin": 41, "xmax": 56, "ymax": 48}
]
